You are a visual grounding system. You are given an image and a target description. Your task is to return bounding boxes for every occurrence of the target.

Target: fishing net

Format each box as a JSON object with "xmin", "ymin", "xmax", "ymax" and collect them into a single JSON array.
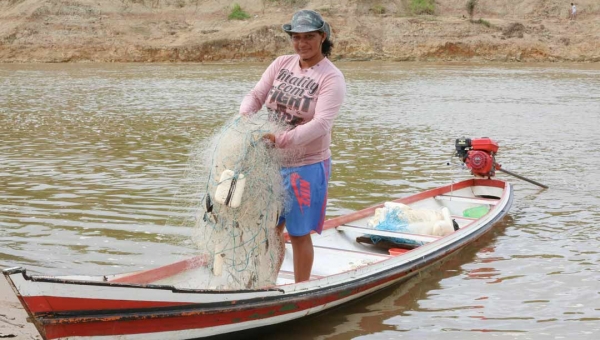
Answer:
[{"xmin": 185, "ymin": 111, "xmax": 298, "ymax": 290}]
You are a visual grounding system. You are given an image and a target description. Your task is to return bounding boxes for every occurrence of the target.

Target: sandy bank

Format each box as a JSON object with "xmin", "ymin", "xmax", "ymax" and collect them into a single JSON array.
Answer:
[
  {"xmin": 0, "ymin": 276, "xmax": 42, "ymax": 340},
  {"xmin": 1, "ymin": 0, "xmax": 599, "ymax": 63}
]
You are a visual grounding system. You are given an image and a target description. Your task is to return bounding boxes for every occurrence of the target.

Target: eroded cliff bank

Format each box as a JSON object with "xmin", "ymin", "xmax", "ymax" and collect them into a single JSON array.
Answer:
[{"xmin": 1, "ymin": 0, "xmax": 599, "ymax": 63}]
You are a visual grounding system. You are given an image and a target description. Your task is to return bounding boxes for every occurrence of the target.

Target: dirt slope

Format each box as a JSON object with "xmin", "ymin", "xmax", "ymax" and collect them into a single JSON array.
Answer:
[{"xmin": 0, "ymin": 0, "xmax": 599, "ymax": 63}]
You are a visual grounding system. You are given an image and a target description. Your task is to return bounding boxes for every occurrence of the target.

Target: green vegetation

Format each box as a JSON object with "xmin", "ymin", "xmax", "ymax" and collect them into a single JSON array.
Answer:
[
  {"xmin": 465, "ymin": 0, "xmax": 491, "ymax": 27},
  {"xmin": 371, "ymin": 4, "xmax": 385, "ymax": 15},
  {"xmin": 476, "ymin": 18, "xmax": 491, "ymax": 27},
  {"xmin": 228, "ymin": 3, "xmax": 250, "ymax": 20},
  {"xmin": 410, "ymin": 0, "xmax": 435, "ymax": 15},
  {"xmin": 466, "ymin": 0, "xmax": 477, "ymax": 20}
]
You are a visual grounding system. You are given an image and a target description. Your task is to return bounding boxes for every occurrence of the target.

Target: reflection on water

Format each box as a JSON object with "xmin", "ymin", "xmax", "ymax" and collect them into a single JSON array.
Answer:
[{"xmin": 1, "ymin": 62, "xmax": 600, "ymax": 339}]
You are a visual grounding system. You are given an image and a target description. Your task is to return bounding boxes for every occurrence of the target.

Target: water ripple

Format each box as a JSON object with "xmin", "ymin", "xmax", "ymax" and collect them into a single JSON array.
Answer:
[{"xmin": 2, "ymin": 62, "xmax": 600, "ymax": 339}]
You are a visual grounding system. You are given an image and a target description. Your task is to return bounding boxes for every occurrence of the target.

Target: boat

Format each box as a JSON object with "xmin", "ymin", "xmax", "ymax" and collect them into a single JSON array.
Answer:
[
  {"xmin": 3, "ymin": 138, "xmax": 520, "ymax": 340},
  {"xmin": 2, "ymin": 177, "xmax": 513, "ymax": 340}
]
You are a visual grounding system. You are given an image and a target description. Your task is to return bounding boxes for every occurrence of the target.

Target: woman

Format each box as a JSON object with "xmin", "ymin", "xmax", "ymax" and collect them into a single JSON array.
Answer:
[{"xmin": 239, "ymin": 9, "xmax": 346, "ymax": 283}]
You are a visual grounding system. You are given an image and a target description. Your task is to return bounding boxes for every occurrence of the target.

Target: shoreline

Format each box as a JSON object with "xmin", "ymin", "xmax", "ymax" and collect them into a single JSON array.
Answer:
[{"xmin": 1, "ymin": 57, "xmax": 600, "ymax": 64}]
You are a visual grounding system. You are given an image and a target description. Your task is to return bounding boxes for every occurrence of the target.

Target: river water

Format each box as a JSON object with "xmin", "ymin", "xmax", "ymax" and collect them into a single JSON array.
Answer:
[{"xmin": 1, "ymin": 62, "xmax": 599, "ymax": 339}]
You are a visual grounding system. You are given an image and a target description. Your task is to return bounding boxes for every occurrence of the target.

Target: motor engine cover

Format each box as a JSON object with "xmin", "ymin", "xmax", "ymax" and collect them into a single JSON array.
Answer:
[
  {"xmin": 465, "ymin": 150, "xmax": 495, "ymax": 177},
  {"xmin": 470, "ymin": 137, "xmax": 498, "ymax": 153}
]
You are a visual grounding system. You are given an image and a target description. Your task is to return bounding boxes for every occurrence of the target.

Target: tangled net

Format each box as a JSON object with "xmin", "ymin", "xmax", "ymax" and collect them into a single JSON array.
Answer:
[{"xmin": 187, "ymin": 112, "xmax": 297, "ymax": 290}]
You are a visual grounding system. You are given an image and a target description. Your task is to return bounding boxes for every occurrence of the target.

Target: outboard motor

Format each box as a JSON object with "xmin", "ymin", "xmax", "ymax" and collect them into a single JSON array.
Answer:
[{"xmin": 455, "ymin": 137, "xmax": 500, "ymax": 178}]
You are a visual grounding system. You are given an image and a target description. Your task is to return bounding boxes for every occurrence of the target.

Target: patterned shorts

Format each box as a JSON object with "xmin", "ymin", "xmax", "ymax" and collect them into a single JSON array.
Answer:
[{"xmin": 278, "ymin": 158, "xmax": 331, "ymax": 237}]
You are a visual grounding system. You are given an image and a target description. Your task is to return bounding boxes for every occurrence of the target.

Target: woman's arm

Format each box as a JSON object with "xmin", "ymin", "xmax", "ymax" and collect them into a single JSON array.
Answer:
[{"xmin": 239, "ymin": 58, "xmax": 282, "ymax": 116}]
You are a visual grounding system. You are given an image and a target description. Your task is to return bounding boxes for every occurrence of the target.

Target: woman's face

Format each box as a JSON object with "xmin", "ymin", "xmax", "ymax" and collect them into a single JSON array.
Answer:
[{"xmin": 291, "ymin": 31, "xmax": 324, "ymax": 61}]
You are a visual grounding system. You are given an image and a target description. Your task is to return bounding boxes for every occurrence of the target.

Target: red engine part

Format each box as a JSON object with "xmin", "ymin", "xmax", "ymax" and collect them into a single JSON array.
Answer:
[
  {"xmin": 465, "ymin": 150, "xmax": 496, "ymax": 177},
  {"xmin": 470, "ymin": 137, "xmax": 498, "ymax": 153},
  {"xmin": 455, "ymin": 137, "xmax": 500, "ymax": 178}
]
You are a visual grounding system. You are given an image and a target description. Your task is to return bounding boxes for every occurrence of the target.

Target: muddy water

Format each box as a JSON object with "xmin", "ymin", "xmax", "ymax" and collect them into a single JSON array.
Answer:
[{"xmin": 1, "ymin": 62, "xmax": 599, "ymax": 339}]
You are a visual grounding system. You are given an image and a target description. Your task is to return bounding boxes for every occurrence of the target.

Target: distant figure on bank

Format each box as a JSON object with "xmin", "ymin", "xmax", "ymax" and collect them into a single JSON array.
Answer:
[
  {"xmin": 239, "ymin": 10, "xmax": 346, "ymax": 283},
  {"xmin": 570, "ymin": 3, "xmax": 577, "ymax": 20}
]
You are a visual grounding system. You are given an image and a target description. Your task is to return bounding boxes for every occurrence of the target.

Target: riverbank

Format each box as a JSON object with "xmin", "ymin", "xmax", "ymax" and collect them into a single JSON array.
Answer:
[
  {"xmin": 1, "ymin": 0, "xmax": 599, "ymax": 63},
  {"xmin": 0, "ymin": 277, "xmax": 41, "ymax": 340}
]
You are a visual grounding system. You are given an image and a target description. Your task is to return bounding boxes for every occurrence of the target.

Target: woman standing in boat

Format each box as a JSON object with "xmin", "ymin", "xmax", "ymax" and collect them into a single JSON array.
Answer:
[{"xmin": 239, "ymin": 9, "xmax": 346, "ymax": 283}]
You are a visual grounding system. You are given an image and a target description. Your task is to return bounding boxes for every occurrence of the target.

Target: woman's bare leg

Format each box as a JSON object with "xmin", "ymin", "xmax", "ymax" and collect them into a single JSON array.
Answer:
[
  {"xmin": 289, "ymin": 234, "xmax": 314, "ymax": 283},
  {"xmin": 274, "ymin": 222, "xmax": 286, "ymax": 275}
]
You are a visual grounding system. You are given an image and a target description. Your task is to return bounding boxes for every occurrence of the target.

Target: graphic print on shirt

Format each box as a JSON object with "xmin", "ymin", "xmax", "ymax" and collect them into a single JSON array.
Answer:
[
  {"xmin": 267, "ymin": 68, "xmax": 319, "ymax": 127},
  {"xmin": 291, "ymin": 172, "xmax": 311, "ymax": 213}
]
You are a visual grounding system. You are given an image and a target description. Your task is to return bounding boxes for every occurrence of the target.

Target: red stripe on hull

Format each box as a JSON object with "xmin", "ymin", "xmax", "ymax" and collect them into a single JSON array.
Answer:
[{"xmin": 42, "ymin": 270, "xmax": 415, "ymax": 339}]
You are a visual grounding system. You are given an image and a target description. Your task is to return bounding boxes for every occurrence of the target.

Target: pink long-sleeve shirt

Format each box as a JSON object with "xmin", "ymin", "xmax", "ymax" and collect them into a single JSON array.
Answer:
[{"xmin": 239, "ymin": 54, "xmax": 346, "ymax": 167}]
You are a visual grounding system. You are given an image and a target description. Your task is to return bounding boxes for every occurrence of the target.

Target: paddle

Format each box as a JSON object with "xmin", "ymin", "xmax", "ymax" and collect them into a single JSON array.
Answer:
[{"xmin": 498, "ymin": 167, "xmax": 548, "ymax": 189}]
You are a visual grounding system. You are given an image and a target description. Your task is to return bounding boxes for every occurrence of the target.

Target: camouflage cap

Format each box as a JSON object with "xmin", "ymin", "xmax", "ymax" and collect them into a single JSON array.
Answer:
[{"xmin": 282, "ymin": 10, "xmax": 331, "ymax": 40}]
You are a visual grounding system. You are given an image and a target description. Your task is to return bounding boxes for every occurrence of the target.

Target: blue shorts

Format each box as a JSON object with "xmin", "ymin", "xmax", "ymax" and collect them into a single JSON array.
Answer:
[{"xmin": 278, "ymin": 158, "xmax": 331, "ymax": 237}]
